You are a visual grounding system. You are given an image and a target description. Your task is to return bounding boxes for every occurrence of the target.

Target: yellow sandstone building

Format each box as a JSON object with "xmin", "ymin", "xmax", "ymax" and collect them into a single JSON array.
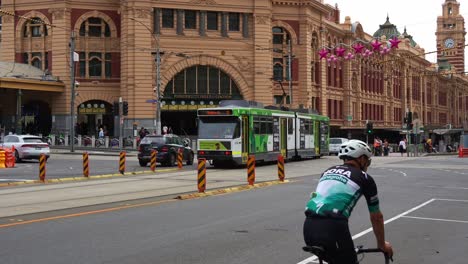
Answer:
[{"xmin": 0, "ymin": 0, "xmax": 466, "ymax": 141}]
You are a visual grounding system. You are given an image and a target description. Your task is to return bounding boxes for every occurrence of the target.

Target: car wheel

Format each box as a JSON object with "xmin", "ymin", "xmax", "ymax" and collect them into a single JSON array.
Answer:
[
  {"xmin": 186, "ymin": 152, "xmax": 194, "ymax": 165},
  {"xmin": 139, "ymin": 159, "xmax": 148, "ymax": 167},
  {"xmin": 14, "ymin": 150, "xmax": 22, "ymax": 163}
]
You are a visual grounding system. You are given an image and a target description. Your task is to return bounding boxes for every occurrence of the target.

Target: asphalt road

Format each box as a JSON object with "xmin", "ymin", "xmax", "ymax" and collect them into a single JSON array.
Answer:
[
  {"xmin": 0, "ymin": 153, "xmax": 197, "ymax": 181},
  {"xmin": 0, "ymin": 156, "xmax": 467, "ymax": 263}
]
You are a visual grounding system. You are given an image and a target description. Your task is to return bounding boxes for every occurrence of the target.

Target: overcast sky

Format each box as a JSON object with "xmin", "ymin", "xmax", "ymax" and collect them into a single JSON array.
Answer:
[{"xmin": 325, "ymin": 0, "xmax": 468, "ymax": 72}]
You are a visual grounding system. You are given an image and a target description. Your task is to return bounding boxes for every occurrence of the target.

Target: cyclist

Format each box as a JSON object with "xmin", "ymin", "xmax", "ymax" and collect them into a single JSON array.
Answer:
[{"xmin": 303, "ymin": 139, "xmax": 393, "ymax": 263}]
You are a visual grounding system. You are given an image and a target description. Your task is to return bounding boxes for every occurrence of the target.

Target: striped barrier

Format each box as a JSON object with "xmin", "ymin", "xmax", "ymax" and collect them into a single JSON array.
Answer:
[
  {"xmin": 247, "ymin": 155, "xmax": 255, "ymax": 185},
  {"xmin": 198, "ymin": 158, "xmax": 207, "ymax": 193},
  {"xmin": 177, "ymin": 149, "xmax": 183, "ymax": 169},
  {"xmin": 150, "ymin": 150, "xmax": 157, "ymax": 172},
  {"xmin": 119, "ymin": 151, "xmax": 126, "ymax": 174},
  {"xmin": 39, "ymin": 154, "xmax": 46, "ymax": 182},
  {"xmin": 0, "ymin": 150, "xmax": 5, "ymax": 169},
  {"xmin": 277, "ymin": 154, "xmax": 285, "ymax": 182},
  {"xmin": 83, "ymin": 152, "xmax": 89, "ymax": 177}
]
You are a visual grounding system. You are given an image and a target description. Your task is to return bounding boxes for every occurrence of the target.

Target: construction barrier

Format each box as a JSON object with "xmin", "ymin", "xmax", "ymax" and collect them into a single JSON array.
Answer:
[
  {"xmin": 39, "ymin": 154, "xmax": 46, "ymax": 182},
  {"xmin": 83, "ymin": 152, "xmax": 89, "ymax": 177},
  {"xmin": 150, "ymin": 150, "xmax": 157, "ymax": 172},
  {"xmin": 277, "ymin": 154, "xmax": 285, "ymax": 182},
  {"xmin": 177, "ymin": 149, "xmax": 183, "ymax": 169},
  {"xmin": 119, "ymin": 151, "xmax": 126, "ymax": 174},
  {"xmin": 198, "ymin": 158, "xmax": 207, "ymax": 193},
  {"xmin": 5, "ymin": 147, "xmax": 15, "ymax": 168},
  {"xmin": 0, "ymin": 150, "xmax": 5, "ymax": 169},
  {"xmin": 247, "ymin": 155, "xmax": 256, "ymax": 186},
  {"xmin": 459, "ymin": 147, "xmax": 468, "ymax": 158}
]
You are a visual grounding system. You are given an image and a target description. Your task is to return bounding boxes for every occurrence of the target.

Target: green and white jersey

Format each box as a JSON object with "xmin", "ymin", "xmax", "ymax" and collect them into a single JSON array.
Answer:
[{"xmin": 305, "ymin": 164, "xmax": 380, "ymax": 219}]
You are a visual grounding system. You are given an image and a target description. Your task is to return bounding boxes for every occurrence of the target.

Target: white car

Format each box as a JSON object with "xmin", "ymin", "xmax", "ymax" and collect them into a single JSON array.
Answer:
[
  {"xmin": 0, "ymin": 135, "xmax": 50, "ymax": 162},
  {"xmin": 329, "ymin": 137, "xmax": 349, "ymax": 155}
]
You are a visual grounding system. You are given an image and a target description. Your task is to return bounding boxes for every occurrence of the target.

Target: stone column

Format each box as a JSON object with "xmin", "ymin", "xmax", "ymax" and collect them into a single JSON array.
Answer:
[
  {"xmin": 242, "ymin": 13, "xmax": 249, "ymax": 38},
  {"xmin": 199, "ymin": 11, "xmax": 207, "ymax": 36},
  {"xmin": 177, "ymin": 10, "xmax": 184, "ymax": 35},
  {"xmin": 221, "ymin": 12, "xmax": 228, "ymax": 37}
]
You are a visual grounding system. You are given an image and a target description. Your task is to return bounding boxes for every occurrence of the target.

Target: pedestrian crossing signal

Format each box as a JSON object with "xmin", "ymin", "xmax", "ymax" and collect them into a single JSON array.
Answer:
[{"xmin": 123, "ymin": 101, "xmax": 129, "ymax": 116}]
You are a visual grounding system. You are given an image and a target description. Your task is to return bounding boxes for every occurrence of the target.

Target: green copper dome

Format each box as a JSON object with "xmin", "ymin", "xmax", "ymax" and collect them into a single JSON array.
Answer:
[{"xmin": 373, "ymin": 15, "xmax": 401, "ymax": 39}]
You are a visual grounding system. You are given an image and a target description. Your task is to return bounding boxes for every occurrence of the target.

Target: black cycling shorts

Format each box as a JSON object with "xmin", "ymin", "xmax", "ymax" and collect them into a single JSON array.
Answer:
[{"xmin": 303, "ymin": 214, "xmax": 357, "ymax": 264}]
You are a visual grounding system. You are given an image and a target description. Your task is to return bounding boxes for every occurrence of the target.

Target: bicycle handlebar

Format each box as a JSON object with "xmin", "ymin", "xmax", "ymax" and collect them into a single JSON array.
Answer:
[{"xmin": 356, "ymin": 247, "xmax": 393, "ymax": 263}]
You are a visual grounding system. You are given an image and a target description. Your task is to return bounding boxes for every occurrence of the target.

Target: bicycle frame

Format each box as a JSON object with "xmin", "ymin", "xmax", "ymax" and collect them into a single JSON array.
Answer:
[{"xmin": 303, "ymin": 245, "xmax": 392, "ymax": 264}]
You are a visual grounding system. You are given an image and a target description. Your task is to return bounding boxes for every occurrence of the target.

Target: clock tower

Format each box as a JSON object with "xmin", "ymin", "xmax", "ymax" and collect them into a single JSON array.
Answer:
[{"xmin": 436, "ymin": 0, "xmax": 466, "ymax": 72}]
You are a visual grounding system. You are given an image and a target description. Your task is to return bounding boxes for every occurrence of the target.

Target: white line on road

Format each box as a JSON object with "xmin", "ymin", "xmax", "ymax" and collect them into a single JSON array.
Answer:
[
  {"xmin": 426, "ymin": 186, "xmax": 468, "ymax": 190},
  {"xmin": 402, "ymin": 216, "xmax": 468, "ymax": 224},
  {"xmin": 297, "ymin": 199, "xmax": 435, "ymax": 264},
  {"xmin": 435, "ymin": 198, "xmax": 468, "ymax": 202},
  {"xmin": 0, "ymin": 179, "xmax": 33, "ymax": 182}
]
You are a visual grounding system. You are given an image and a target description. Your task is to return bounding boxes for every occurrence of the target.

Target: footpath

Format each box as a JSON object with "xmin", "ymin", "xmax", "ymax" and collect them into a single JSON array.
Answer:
[{"xmin": 0, "ymin": 153, "xmax": 438, "ymax": 219}]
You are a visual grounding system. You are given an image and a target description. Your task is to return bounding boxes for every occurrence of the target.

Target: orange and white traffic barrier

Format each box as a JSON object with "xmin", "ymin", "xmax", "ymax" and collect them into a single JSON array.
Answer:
[
  {"xmin": 177, "ymin": 149, "xmax": 183, "ymax": 169},
  {"xmin": 277, "ymin": 154, "xmax": 285, "ymax": 182},
  {"xmin": 83, "ymin": 152, "xmax": 89, "ymax": 177},
  {"xmin": 119, "ymin": 151, "xmax": 126, "ymax": 174},
  {"xmin": 197, "ymin": 158, "xmax": 206, "ymax": 193},
  {"xmin": 150, "ymin": 150, "xmax": 157, "ymax": 172},
  {"xmin": 0, "ymin": 150, "xmax": 5, "ymax": 169}
]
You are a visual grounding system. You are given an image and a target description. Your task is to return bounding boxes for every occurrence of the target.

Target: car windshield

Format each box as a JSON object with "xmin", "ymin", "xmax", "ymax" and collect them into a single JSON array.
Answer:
[
  {"xmin": 23, "ymin": 137, "xmax": 44, "ymax": 143},
  {"xmin": 140, "ymin": 136, "xmax": 166, "ymax": 145},
  {"xmin": 198, "ymin": 116, "xmax": 240, "ymax": 139},
  {"xmin": 330, "ymin": 138, "xmax": 343, "ymax": 144}
]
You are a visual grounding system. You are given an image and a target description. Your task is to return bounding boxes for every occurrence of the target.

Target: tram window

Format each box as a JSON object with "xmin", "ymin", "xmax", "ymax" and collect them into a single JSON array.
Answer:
[
  {"xmin": 288, "ymin": 118, "xmax": 293, "ymax": 134},
  {"xmin": 266, "ymin": 121, "xmax": 273, "ymax": 134},
  {"xmin": 254, "ymin": 121, "xmax": 261, "ymax": 134}
]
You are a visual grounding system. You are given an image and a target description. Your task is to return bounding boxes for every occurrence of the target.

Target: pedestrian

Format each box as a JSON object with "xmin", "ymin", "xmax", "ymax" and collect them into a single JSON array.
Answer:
[
  {"xmin": 139, "ymin": 127, "xmax": 146, "ymax": 139},
  {"xmin": 373, "ymin": 137, "xmax": 382, "ymax": 156},
  {"xmin": 383, "ymin": 139, "xmax": 389, "ymax": 156},
  {"xmin": 399, "ymin": 138, "xmax": 406, "ymax": 156},
  {"xmin": 98, "ymin": 128, "xmax": 104, "ymax": 138},
  {"xmin": 427, "ymin": 138, "xmax": 432, "ymax": 153},
  {"xmin": 162, "ymin": 126, "xmax": 168, "ymax": 135}
]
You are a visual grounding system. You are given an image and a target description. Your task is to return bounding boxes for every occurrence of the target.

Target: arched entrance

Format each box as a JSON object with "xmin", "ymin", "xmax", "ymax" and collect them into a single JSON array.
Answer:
[
  {"xmin": 77, "ymin": 100, "xmax": 113, "ymax": 136},
  {"xmin": 162, "ymin": 65, "xmax": 243, "ymax": 135},
  {"xmin": 22, "ymin": 100, "xmax": 51, "ymax": 135}
]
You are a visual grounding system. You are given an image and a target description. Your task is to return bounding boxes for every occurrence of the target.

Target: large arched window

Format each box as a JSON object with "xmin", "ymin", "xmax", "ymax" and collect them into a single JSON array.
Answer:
[
  {"xmin": 272, "ymin": 27, "xmax": 290, "ymax": 45},
  {"xmin": 22, "ymin": 17, "xmax": 50, "ymax": 71},
  {"xmin": 79, "ymin": 17, "xmax": 111, "ymax": 37},
  {"xmin": 77, "ymin": 16, "xmax": 115, "ymax": 79},
  {"xmin": 163, "ymin": 65, "xmax": 241, "ymax": 98},
  {"xmin": 272, "ymin": 27, "xmax": 292, "ymax": 81}
]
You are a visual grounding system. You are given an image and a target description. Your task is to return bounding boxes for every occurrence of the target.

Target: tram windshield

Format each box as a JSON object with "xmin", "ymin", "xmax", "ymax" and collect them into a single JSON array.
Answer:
[{"xmin": 198, "ymin": 116, "xmax": 240, "ymax": 139}]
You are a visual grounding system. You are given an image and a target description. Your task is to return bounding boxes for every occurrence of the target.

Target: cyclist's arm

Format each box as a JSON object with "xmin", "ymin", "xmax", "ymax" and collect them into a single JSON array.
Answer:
[{"xmin": 370, "ymin": 211, "xmax": 386, "ymax": 249}]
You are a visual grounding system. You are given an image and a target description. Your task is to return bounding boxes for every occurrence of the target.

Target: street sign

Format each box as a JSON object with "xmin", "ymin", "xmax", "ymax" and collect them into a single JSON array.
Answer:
[
  {"xmin": 146, "ymin": 99, "xmax": 158, "ymax": 104},
  {"xmin": 346, "ymin": 115, "xmax": 353, "ymax": 122}
]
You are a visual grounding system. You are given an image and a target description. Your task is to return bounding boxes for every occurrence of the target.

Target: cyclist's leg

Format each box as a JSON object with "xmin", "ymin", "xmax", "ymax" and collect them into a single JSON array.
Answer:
[{"xmin": 329, "ymin": 220, "xmax": 358, "ymax": 264}]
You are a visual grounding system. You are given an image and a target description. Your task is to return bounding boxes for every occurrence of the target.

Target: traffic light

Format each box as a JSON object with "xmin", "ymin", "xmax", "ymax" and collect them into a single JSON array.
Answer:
[
  {"xmin": 123, "ymin": 101, "xmax": 129, "ymax": 116},
  {"xmin": 112, "ymin": 101, "xmax": 119, "ymax": 116},
  {"xmin": 405, "ymin": 111, "xmax": 413, "ymax": 130},
  {"xmin": 366, "ymin": 122, "xmax": 373, "ymax": 134}
]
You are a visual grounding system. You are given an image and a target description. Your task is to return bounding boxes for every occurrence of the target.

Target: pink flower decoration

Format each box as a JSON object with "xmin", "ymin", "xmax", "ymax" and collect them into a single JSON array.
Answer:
[
  {"xmin": 335, "ymin": 47, "xmax": 346, "ymax": 57},
  {"xmin": 371, "ymin": 40, "xmax": 382, "ymax": 51},
  {"xmin": 380, "ymin": 46, "xmax": 390, "ymax": 55},
  {"xmin": 344, "ymin": 52, "xmax": 354, "ymax": 60},
  {"xmin": 363, "ymin": 49, "xmax": 373, "ymax": 58},
  {"xmin": 352, "ymin": 43, "xmax": 365, "ymax": 54},
  {"xmin": 389, "ymin": 37, "xmax": 401, "ymax": 49},
  {"xmin": 319, "ymin": 48, "xmax": 329, "ymax": 60}
]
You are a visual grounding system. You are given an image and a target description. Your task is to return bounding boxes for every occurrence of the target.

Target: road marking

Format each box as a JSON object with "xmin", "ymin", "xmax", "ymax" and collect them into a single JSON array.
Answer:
[
  {"xmin": 435, "ymin": 198, "xmax": 468, "ymax": 203},
  {"xmin": 0, "ymin": 198, "xmax": 177, "ymax": 229},
  {"xmin": 385, "ymin": 168, "xmax": 407, "ymax": 177},
  {"xmin": 297, "ymin": 198, "xmax": 435, "ymax": 264},
  {"xmin": 402, "ymin": 216, "xmax": 468, "ymax": 224},
  {"xmin": 426, "ymin": 186, "xmax": 468, "ymax": 190},
  {"xmin": 0, "ymin": 179, "xmax": 33, "ymax": 182}
]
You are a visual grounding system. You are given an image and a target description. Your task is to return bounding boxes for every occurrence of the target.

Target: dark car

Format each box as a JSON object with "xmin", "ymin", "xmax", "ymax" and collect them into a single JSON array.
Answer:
[{"xmin": 137, "ymin": 134, "xmax": 194, "ymax": 167}]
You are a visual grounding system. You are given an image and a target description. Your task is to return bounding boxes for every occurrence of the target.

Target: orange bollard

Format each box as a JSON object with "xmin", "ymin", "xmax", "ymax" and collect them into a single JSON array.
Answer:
[
  {"xmin": 177, "ymin": 149, "xmax": 183, "ymax": 169},
  {"xmin": 0, "ymin": 150, "xmax": 5, "ymax": 169},
  {"xmin": 247, "ymin": 155, "xmax": 255, "ymax": 185},
  {"xmin": 119, "ymin": 151, "xmax": 126, "ymax": 174},
  {"xmin": 197, "ymin": 158, "xmax": 207, "ymax": 193},
  {"xmin": 277, "ymin": 154, "xmax": 285, "ymax": 182},
  {"xmin": 39, "ymin": 154, "xmax": 47, "ymax": 182},
  {"xmin": 150, "ymin": 150, "xmax": 157, "ymax": 172},
  {"xmin": 83, "ymin": 152, "xmax": 89, "ymax": 177}
]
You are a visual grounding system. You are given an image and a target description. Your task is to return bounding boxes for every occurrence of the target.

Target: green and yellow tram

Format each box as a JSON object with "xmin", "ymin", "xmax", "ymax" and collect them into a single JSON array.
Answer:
[{"xmin": 197, "ymin": 100, "xmax": 329, "ymax": 167}]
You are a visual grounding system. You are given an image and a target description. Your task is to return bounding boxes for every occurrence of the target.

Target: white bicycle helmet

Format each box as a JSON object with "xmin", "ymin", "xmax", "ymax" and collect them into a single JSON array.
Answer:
[{"xmin": 338, "ymin": 139, "xmax": 372, "ymax": 160}]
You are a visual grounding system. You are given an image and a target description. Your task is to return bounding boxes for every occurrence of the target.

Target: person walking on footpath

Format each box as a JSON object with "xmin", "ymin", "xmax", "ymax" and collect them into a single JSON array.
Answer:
[
  {"xmin": 383, "ymin": 139, "xmax": 389, "ymax": 156},
  {"xmin": 399, "ymin": 138, "xmax": 406, "ymax": 156}
]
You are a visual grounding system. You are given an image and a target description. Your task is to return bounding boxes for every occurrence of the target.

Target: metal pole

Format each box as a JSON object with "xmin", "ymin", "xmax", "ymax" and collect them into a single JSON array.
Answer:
[
  {"xmin": 70, "ymin": 31, "xmax": 76, "ymax": 152},
  {"xmin": 156, "ymin": 33, "xmax": 162, "ymax": 135},
  {"xmin": 288, "ymin": 39, "xmax": 292, "ymax": 105},
  {"xmin": 119, "ymin": 97, "xmax": 123, "ymax": 151}
]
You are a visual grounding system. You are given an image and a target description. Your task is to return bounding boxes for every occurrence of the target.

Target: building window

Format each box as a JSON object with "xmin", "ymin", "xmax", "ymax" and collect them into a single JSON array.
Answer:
[
  {"xmin": 184, "ymin": 10, "xmax": 197, "ymax": 29},
  {"xmin": 79, "ymin": 17, "xmax": 110, "ymax": 37},
  {"xmin": 162, "ymin": 9, "xmax": 174, "ymax": 28},
  {"xmin": 207, "ymin": 12, "xmax": 218, "ymax": 30},
  {"xmin": 23, "ymin": 17, "xmax": 48, "ymax": 37},
  {"xmin": 274, "ymin": 95, "xmax": 290, "ymax": 104},
  {"xmin": 272, "ymin": 27, "xmax": 290, "ymax": 45},
  {"xmin": 79, "ymin": 52, "xmax": 112, "ymax": 79},
  {"xmin": 228, "ymin": 13, "xmax": 240, "ymax": 31},
  {"xmin": 273, "ymin": 58, "xmax": 283, "ymax": 81},
  {"xmin": 163, "ymin": 65, "xmax": 241, "ymax": 98}
]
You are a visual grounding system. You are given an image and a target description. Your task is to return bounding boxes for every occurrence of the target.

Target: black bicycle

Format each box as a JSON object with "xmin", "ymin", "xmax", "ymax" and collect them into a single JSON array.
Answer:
[{"xmin": 303, "ymin": 245, "xmax": 393, "ymax": 264}]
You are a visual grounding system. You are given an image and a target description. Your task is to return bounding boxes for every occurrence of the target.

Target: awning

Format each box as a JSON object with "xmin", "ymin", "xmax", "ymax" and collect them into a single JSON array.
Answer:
[
  {"xmin": 0, "ymin": 77, "xmax": 64, "ymax": 92},
  {"xmin": 432, "ymin": 128, "xmax": 464, "ymax": 135}
]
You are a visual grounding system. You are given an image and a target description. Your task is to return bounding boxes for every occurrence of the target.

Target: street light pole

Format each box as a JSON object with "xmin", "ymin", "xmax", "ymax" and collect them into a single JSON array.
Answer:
[
  {"xmin": 70, "ymin": 31, "xmax": 76, "ymax": 152},
  {"xmin": 287, "ymin": 39, "xmax": 293, "ymax": 105},
  {"xmin": 155, "ymin": 33, "xmax": 162, "ymax": 135}
]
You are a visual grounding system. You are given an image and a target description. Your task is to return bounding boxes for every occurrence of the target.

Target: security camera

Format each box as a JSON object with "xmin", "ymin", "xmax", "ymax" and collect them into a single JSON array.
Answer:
[
  {"xmin": 75, "ymin": 81, "xmax": 80, "ymax": 87},
  {"xmin": 153, "ymin": 86, "xmax": 157, "ymax": 93}
]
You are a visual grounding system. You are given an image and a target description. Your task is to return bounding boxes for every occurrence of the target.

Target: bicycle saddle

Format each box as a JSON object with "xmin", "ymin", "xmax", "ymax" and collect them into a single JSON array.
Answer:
[{"xmin": 302, "ymin": 246, "xmax": 329, "ymax": 261}]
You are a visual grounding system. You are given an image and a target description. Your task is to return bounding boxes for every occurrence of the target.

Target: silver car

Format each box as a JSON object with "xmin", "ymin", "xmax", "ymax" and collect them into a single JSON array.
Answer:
[
  {"xmin": 329, "ymin": 137, "xmax": 349, "ymax": 155},
  {"xmin": 0, "ymin": 135, "xmax": 50, "ymax": 162}
]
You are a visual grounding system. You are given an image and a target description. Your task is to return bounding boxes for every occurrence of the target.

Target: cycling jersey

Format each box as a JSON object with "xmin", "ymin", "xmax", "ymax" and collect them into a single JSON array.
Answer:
[{"xmin": 305, "ymin": 164, "xmax": 380, "ymax": 219}]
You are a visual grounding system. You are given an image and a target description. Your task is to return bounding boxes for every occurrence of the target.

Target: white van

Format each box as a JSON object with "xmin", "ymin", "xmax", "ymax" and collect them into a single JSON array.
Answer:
[{"xmin": 329, "ymin": 137, "xmax": 349, "ymax": 155}]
